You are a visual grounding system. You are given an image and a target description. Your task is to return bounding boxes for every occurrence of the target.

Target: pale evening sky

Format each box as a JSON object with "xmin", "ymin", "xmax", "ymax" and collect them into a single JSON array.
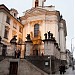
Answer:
[{"xmin": 0, "ymin": 0, "xmax": 74, "ymax": 58}]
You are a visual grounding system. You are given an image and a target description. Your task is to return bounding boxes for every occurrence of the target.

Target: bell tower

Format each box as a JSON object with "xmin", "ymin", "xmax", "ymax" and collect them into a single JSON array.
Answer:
[{"xmin": 32, "ymin": 0, "xmax": 46, "ymax": 7}]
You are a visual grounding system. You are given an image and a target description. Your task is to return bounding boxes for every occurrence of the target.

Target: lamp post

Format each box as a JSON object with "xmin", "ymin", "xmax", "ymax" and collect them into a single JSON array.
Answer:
[
  {"xmin": 48, "ymin": 56, "xmax": 52, "ymax": 75},
  {"xmin": 71, "ymin": 37, "xmax": 75, "ymax": 70}
]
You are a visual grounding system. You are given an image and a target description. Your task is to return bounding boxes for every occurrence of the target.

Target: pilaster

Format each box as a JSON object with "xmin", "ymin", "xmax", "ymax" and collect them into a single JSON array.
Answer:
[
  {"xmin": 25, "ymin": 41, "xmax": 32, "ymax": 56},
  {"xmin": 43, "ymin": 39, "xmax": 55, "ymax": 55}
]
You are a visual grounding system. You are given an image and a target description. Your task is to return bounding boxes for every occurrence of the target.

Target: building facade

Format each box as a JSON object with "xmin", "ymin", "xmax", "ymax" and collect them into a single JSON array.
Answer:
[
  {"xmin": 0, "ymin": 0, "xmax": 67, "ymax": 75},
  {"xmin": 0, "ymin": 4, "xmax": 23, "ymax": 57},
  {"xmin": 21, "ymin": 0, "xmax": 67, "ymax": 63}
]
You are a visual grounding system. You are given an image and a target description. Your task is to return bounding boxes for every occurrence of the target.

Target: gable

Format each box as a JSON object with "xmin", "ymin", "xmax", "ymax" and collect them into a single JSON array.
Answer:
[
  {"xmin": 21, "ymin": 7, "xmax": 60, "ymax": 20},
  {"xmin": 25, "ymin": 8, "xmax": 47, "ymax": 18}
]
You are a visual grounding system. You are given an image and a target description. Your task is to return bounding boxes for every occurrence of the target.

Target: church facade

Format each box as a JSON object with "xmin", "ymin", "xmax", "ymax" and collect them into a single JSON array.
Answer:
[
  {"xmin": 21, "ymin": 0, "xmax": 67, "ymax": 63},
  {"xmin": 0, "ymin": 0, "xmax": 67, "ymax": 75}
]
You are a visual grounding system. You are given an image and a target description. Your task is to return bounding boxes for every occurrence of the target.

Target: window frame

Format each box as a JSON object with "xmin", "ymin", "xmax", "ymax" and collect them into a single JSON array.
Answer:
[
  {"xmin": 19, "ymin": 26, "xmax": 23, "ymax": 33},
  {"xmin": 6, "ymin": 16, "xmax": 10, "ymax": 25},
  {"xmin": 34, "ymin": 24, "xmax": 39, "ymax": 37},
  {"xmin": 4, "ymin": 26, "xmax": 9, "ymax": 39}
]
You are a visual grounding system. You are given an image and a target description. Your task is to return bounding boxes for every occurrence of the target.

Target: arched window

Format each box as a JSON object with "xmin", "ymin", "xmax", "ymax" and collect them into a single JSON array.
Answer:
[
  {"xmin": 34, "ymin": 24, "xmax": 39, "ymax": 37},
  {"xmin": 35, "ymin": 0, "xmax": 38, "ymax": 7}
]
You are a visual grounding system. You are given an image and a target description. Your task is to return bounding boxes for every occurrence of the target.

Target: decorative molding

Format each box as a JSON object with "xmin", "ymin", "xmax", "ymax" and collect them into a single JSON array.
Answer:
[
  {"xmin": 22, "ymin": 8, "xmax": 60, "ymax": 20},
  {"xmin": 30, "ymin": 20, "xmax": 43, "ymax": 27}
]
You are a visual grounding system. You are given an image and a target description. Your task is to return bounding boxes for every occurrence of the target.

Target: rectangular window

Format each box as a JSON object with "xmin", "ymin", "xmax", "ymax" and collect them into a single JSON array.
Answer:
[
  {"xmin": 6, "ymin": 16, "xmax": 10, "ymax": 24},
  {"xmin": 19, "ymin": 26, "xmax": 23, "ymax": 33},
  {"xmin": 34, "ymin": 24, "xmax": 39, "ymax": 37},
  {"xmin": 4, "ymin": 26, "xmax": 9, "ymax": 39},
  {"xmin": 35, "ymin": 1, "xmax": 38, "ymax": 7},
  {"xmin": 13, "ymin": 22, "xmax": 17, "ymax": 29}
]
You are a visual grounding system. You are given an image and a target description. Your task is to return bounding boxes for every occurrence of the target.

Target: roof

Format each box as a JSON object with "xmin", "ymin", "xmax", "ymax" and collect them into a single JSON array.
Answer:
[{"xmin": 0, "ymin": 4, "xmax": 24, "ymax": 27}]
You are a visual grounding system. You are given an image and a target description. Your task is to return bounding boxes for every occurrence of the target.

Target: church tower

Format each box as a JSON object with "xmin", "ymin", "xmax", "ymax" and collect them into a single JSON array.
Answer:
[{"xmin": 32, "ymin": 0, "xmax": 46, "ymax": 7}]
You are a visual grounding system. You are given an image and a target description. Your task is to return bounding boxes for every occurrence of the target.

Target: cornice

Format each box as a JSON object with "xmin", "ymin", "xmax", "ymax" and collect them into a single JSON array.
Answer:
[
  {"xmin": 21, "ymin": 8, "xmax": 60, "ymax": 20},
  {"xmin": 0, "ymin": 4, "xmax": 10, "ymax": 13}
]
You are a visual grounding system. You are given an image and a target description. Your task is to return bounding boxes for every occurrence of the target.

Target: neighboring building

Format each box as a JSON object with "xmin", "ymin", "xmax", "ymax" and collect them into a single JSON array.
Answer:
[
  {"xmin": 0, "ymin": 0, "xmax": 67, "ymax": 75},
  {"xmin": 66, "ymin": 49, "xmax": 73, "ymax": 67},
  {"xmin": 59, "ymin": 19, "xmax": 67, "ymax": 64},
  {"xmin": 0, "ymin": 4, "xmax": 23, "ymax": 57}
]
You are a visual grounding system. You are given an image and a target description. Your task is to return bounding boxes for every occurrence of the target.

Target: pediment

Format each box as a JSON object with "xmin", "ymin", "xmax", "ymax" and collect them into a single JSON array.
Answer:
[
  {"xmin": 24, "ymin": 8, "xmax": 47, "ymax": 18},
  {"xmin": 21, "ymin": 7, "xmax": 60, "ymax": 20}
]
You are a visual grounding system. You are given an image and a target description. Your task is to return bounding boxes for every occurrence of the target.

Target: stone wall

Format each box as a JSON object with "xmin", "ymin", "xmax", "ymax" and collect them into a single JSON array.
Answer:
[
  {"xmin": 0, "ymin": 58, "xmax": 9, "ymax": 75},
  {"xmin": 0, "ymin": 58, "xmax": 48, "ymax": 75}
]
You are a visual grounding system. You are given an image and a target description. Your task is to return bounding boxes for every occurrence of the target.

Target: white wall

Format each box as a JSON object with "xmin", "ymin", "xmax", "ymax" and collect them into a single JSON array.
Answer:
[
  {"xmin": 23, "ymin": 15, "xmax": 59, "ymax": 44},
  {"xmin": 0, "ymin": 12, "xmax": 4, "ymax": 36},
  {"xmin": 59, "ymin": 23, "xmax": 65, "ymax": 52}
]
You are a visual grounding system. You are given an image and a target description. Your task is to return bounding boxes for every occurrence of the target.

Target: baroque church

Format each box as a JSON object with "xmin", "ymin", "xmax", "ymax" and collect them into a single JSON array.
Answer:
[
  {"xmin": 21, "ymin": 0, "xmax": 67, "ymax": 63},
  {"xmin": 0, "ymin": 0, "xmax": 67, "ymax": 75}
]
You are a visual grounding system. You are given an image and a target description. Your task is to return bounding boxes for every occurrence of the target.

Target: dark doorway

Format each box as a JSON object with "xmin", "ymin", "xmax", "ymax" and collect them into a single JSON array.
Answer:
[
  {"xmin": 9, "ymin": 62, "xmax": 18, "ymax": 75},
  {"xmin": 2, "ymin": 45, "xmax": 7, "ymax": 56},
  {"xmin": 33, "ymin": 50, "xmax": 38, "ymax": 56}
]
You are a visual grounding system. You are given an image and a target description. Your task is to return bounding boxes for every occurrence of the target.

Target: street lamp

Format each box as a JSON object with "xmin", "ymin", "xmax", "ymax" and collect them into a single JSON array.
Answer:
[
  {"xmin": 71, "ymin": 37, "xmax": 75, "ymax": 70},
  {"xmin": 48, "ymin": 56, "xmax": 52, "ymax": 74}
]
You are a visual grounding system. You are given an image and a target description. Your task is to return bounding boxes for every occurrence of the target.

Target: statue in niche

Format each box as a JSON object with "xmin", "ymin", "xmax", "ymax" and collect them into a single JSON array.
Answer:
[
  {"xmin": 48, "ymin": 31, "xmax": 50, "ymax": 39},
  {"xmin": 38, "ymin": 30, "xmax": 41, "ymax": 39},
  {"xmin": 44, "ymin": 33, "xmax": 47, "ymax": 39},
  {"xmin": 37, "ymin": 30, "xmax": 41, "ymax": 44},
  {"xmin": 26, "ymin": 34, "xmax": 30, "ymax": 41},
  {"xmin": 30, "ymin": 31, "xmax": 41, "ymax": 44}
]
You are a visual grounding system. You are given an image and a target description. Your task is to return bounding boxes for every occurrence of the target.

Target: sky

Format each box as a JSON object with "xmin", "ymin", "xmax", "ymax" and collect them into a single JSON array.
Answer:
[{"xmin": 0, "ymin": 0, "xmax": 74, "ymax": 58}]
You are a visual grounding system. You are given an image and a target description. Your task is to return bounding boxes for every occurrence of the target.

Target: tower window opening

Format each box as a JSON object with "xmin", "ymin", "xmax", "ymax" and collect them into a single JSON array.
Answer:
[{"xmin": 35, "ymin": 0, "xmax": 38, "ymax": 7}]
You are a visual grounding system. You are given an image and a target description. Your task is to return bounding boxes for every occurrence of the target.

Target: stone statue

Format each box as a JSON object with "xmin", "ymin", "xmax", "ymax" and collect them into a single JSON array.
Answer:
[
  {"xmin": 26, "ymin": 34, "xmax": 30, "ymax": 40},
  {"xmin": 10, "ymin": 35, "xmax": 17, "ymax": 44},
  {"xmin": 44, "ymin": 33, "xmax": 47, "ymax": 39},
  {"xmin": 50, "ymin": 33, "xmax": 53, "ymax": 39},
  {"xmin": 30, "ymin": 32, "xmax": 33, "ymax": 40},
  {"xmin": 48, "ymin": 31, "xmax": 50, "ymax": 39},
  {"xmin": 60, "ymin": 15, "xmax": 63, "ymax": 21},
  {"xmin": 38, "ymin": 30, "xmax": 41, "ymax": 39}
]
